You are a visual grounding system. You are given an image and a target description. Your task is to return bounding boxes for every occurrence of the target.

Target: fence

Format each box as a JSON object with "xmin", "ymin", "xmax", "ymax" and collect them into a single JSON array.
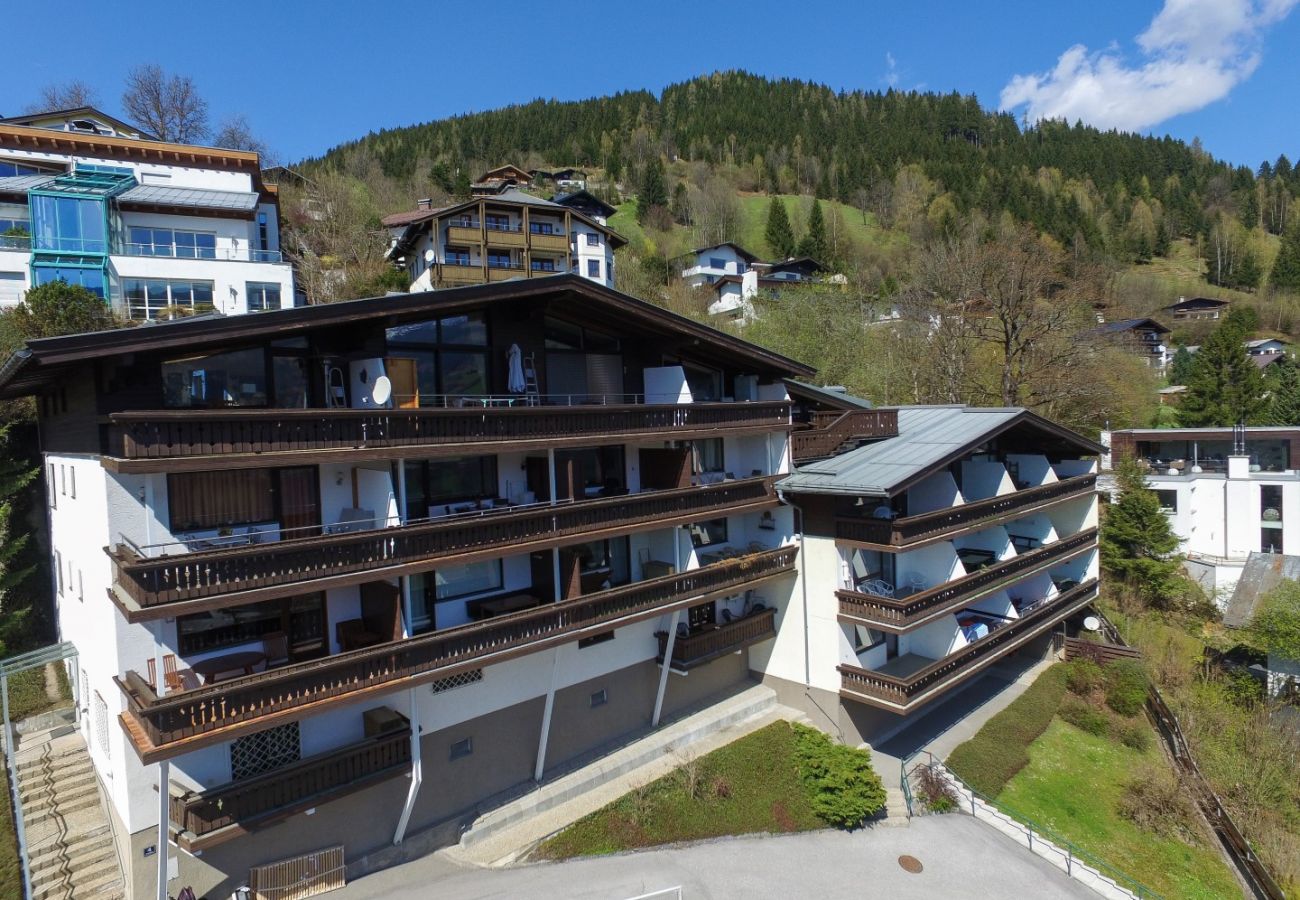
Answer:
[
  {"xmin": 248, "ymin": 845, "xmax": 345, "ymax": 900},
  {"xmin": 1097, "ymin": 615, "xmax": 1286, "ymax": 900},
  {"xmin": 902, "ymin": 751, "xmax": 1158, "ymax": 899},
  {"xmin": 1061, "ymin": 636, "xmax": 1142, "ymax": 666}
]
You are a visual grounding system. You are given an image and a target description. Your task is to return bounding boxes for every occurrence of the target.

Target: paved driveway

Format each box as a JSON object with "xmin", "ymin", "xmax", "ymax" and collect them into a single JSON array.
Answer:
[{"xmin": 336, "ymin": 815, "xmax": 1097, "ymax": 900}]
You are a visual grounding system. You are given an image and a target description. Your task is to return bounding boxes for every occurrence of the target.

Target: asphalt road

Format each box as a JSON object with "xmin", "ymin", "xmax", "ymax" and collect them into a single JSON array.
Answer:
[{"xmin": 335, "ymin": 814, "xmax": 1098, "ymax": 900}]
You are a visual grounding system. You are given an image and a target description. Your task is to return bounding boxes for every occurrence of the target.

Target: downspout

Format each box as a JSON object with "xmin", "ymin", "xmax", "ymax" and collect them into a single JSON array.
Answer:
[
  {"xmin": 777, "ymin": 489, "xmax": 811, "ymax": 687},
  {"xmin": 393, "ymin": 687, "xmax": 422, "ymax": 845}
]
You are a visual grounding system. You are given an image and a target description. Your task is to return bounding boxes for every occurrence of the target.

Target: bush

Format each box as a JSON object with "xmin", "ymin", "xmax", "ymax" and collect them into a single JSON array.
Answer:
[
  {"xmin": 915, "ymin": 763, "xmax": 959, "ymax": 814},
  {"xmin": 1060, "ymin": 695, "xmax": 1111, "ymax": 736},
  {"xmin": 1065, "ymin": 658, "xmax": 1105, "ymax": 696},
  {"xmin": 1118, "ymin": 762, "xmax": 1197, "ymax": 840},
  {"xmin": 947, "ymin": 664, "xmax": 1068, "ymax": 796},
  {"xmin": 1115, "ymin": 719, "xmax": 1152, "ymax": 752},
  {"xmin": 1104, "ymin": 660, "xmax": 1149, "ymax": 717},
  {"xmin": 792, "ymin": 723, "xmax": 886, "ymax": 828}
]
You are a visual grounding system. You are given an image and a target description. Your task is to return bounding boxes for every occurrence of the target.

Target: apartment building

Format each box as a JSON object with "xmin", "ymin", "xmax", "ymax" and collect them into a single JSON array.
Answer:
[
  {"xmin": 0, "ymin": 107, "xmax": 294, "ymax": 317},
  {"xmin": 774, "ymin": 406, "xmax": 1101, "ymax": 740},
  {"xmin": 385, "ymin": 190, "xmax": 624, "ymax": 291},
  {"xmin": 5, "ymin": 274, "xmax": 812, "ymax": 898},
  {"xmin": 1103, "ymin": 426, "xmax": 1300, "ymax": 596}
]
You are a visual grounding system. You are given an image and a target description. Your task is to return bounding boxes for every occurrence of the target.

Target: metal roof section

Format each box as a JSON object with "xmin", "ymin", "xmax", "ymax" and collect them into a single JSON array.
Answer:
[
  {"xmin": 1224, "ymin": 552, "xmax": 1300, "ymax": 628},
  {"xmin": 780, "ymin": 405, "xmax": 1101, "ymax": 497},
  {"xmin": 785, "ymin": 380, "xmax": 876, "ymax": 410},
  {"xmin": 0, "ymin": 174, "xmax": 58, "ymax": 194},
  {"xmin": 118, "ymin": 184, "xmax": 259, "ymax": 212}
]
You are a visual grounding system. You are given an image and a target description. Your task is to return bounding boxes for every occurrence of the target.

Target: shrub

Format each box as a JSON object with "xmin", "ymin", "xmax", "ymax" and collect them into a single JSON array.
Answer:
[
  {"xmin": 1104, "ymin": 660, "xmax": 1149, "ymax": 717},
  {"xmin": 1115, "ymin": 719, "xmax": 1152, "ymax": 752},
  {"xmin": 792, "ymin": 723, "xmax": 886, "ymax": 828},
  {"xmin": 710, "ymin": 775, "xmax": 733, "ymax": 800},
  {"xmin": 1118, "ymin": 762, "xmax": 1197, "ymax": 840},
  {"xmin": 1065, "ymin": 658, "xmax": 1105, "ymax": 696},
  {"xmin": 947, "ymin": 664, "xmax": 1068, "ymax": 796},
  {"xmin": 915, "ymin": 763, "xmax": 960, "ymax": 814},
  {"xmin": 1060, "ymin": 695, "xmax": 1110, "ymax": 736}
]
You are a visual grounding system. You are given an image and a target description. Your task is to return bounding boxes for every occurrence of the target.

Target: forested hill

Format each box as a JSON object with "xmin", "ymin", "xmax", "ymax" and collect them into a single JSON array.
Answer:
[{"xmin": 304, "ymin": 71, "xmax": 1293, "ymax": 261}]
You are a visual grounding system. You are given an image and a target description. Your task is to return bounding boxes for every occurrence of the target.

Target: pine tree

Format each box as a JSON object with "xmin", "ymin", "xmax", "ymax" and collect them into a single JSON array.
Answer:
[
  {"xmin": 1267, "ymin": 356, "xmax": 1300, "ymax": 425},
  {"xmin": 1179, "ymin": 311, "xmax": 1267, "ymax": 426},
  {"xmin": 670, "ymin": 182, "xmax": 691, "ymax": 225},
  {"xmin": 635, "ymin": 158, "xmax": 667, "ymax": 224},
  {"xmin": 1168, "ymin": 346, "xmax": 1195, "ymax": 385},
  {"xmin": 797, "ymin": 200, "xmax": 829, "ymax": 262},
  {"xmin": 1270, "ymin": 221, "xmax": 1300, "ymax": 292},
  {"xmin": 0, "ymin": 424, "xmax": 35, "ymax": 655},
  {"xmin": 1100, "ymin": 457, "xmax": 1184, "ymax": 609},
  {"xmin": 764, "ymin": 196, "xmax": 795, "ymax": 259}
]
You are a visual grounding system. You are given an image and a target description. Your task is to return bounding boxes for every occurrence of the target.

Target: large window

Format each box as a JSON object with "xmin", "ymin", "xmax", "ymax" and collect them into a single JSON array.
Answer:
[
  {"xmin": 246, "ymin": 281, "xmax": 282, "ymax": 311},
  {"xmin": 125, "ymin": 278, "xmax": 214, "ymax": 321},
  {"xmin": 127, "ymin": 226, "xmax": 216, "ymax": 259},
  {"xmin": 557, "ymin": 446, "xmax": 625, "ymax": 496},
  {"xmin": 0, "ymin": 160, "xmax": 57, "ymax": 178},
  {"xmin": 571, "ymin": 536, "xmax": 630, "ymax": 588},
  {"xmin": 385, "ymin": 313, "xmax": 489, "ymax": 402},
  {"xmin": 168, "ymin": 466, "xmax": 318, "ymax": 534},
  {"xmin": 1155, "ymin": 490, "xmax": 1178, "ymax": 513},
  {"xmin": 693, "ymin": 438, "xmax": 724, "ymax": 474},
  {"xmin": 29, "ymin": 194, "xmax": 106, "ymax": 253},
  {"xmin": 683, "ymin": 363, "xmax": 723, "ymax": 401},
  {"xmin": 163, "ymin": 347, "xmax": 265, "ymax": 407},
  {"xmin": 32, "ymin": 265, "xmax": 105, "ymax": 297},
  {"xmin": 178, "ymin": 594, "xmax": 324, "ymax": 657},
  {"xmin": 436, "ymin": 559, "xmax": 503, "ymax": 600},
  {"xmin": 689, "ymin": 518, "xmax": 729, "ymax": 548},
  {"xmin": 404, "ymin": 456, "xmax": 497, "ymax": 520}
]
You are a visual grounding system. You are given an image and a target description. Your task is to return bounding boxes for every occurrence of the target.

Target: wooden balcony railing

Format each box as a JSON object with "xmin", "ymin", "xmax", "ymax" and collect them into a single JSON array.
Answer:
[
  {"xmin": 835, "ymin": 473, "xmax": 1097, "ymax": 547},
  {"xmin": 111, "ymin": 477, "xmax": 780, "ymax": 615},
  {"xmin": 791, "ymin": 409, "xmax": 899, "ymax": 462},
  {"xmin": 104, "ymin": 400, "xmax": 792, "ymax": 466},
  {"xmin": 838, "ymin": 578, "xmax": 1098, "ymax": 712},
  {"xmin": 169, "ymin": 729, "xmax": 411, "ymax": 849},
  {"xmin": 530, "ymin": 232, "xmax": 569, "ymax": 252},
  {"xmin": 655, "ymin": 607, "xmax": 777, "ymax": 670},
  {"xmin": 837, "ymin": 528, "xmax": 1097, "ymax": 631},
  {"xmin": 118, "ymin": 545, "xmax": 798, "ymax": 761}
]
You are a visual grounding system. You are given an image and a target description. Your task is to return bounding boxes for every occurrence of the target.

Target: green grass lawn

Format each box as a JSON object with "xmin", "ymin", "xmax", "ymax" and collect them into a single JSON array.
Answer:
[
  {"xmin": 998, "ymin": 718, "xmax": 1241, "ymax": 900},
  {"xmin": 0, "ymin": 769, "xmax": 16, "ymax": 899},
  {"xmin": 535, "ymin": 721, "xmax": 828, "ymax": 859}
]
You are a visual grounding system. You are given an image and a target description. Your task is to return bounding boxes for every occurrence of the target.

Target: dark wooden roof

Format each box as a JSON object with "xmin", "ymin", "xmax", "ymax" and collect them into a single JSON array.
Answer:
[{"xmin": 0, "ymin": 274, "xmax": 815, "ymax": 398}]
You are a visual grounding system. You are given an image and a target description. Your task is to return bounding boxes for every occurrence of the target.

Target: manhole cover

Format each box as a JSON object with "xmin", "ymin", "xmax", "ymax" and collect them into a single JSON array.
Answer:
[{"xmin": 898, "ymin": 855, "xmax": 924, "ymax": 874}]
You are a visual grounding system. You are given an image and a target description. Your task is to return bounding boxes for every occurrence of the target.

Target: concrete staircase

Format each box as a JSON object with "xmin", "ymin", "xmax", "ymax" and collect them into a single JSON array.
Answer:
[
  {"xmin": 14, "ymin": 731, "xmax": 124, "ymax": 900},
  {"xmin": 879, "ymin": 785, "xmax": 911, "ymax": 828}
]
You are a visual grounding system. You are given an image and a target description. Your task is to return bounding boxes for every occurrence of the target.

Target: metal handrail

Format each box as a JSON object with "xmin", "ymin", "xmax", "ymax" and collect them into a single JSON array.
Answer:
[
  {"xmin": 903, "ymin": 750, "xmax": 1162, "ymax": 899},
  {"xmin": 117, "ymin": 242, "xmax": 284, "ymax": 263}
]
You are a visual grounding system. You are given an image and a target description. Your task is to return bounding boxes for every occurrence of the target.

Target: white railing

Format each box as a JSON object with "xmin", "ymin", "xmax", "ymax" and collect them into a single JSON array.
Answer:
[{"xmin": 117, "ymin": 243, "xmax": 283, "ymax": 263}]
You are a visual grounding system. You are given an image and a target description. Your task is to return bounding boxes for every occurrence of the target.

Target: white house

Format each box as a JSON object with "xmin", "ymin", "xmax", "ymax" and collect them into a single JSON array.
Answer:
[
  {"xmin": 1103, "ymin": 427, "xmax": 1300, "ymax": 597},
  {"xmin": 0, "ymin": 107, "xmax": 294, "ymax": 317}
]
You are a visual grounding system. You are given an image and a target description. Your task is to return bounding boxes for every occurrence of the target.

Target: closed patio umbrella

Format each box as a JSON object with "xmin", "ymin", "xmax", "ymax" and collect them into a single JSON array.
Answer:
[{"xmin": 508, "ymin": 343, "xmax": 526, "ymax": 393}]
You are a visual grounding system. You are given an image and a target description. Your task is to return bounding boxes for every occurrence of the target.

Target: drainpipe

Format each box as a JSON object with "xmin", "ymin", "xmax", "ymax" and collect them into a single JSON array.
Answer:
[
  {"xmin": 777, "ymin": 490, "xmax": 811, "ymax": 687},
  {"xmin": 392, "ymin": 687, "xmax": 422, "ymax": 845},
  {"xmin": 156, "ymin": 759, "xmax": 170, "ymax": 900}
]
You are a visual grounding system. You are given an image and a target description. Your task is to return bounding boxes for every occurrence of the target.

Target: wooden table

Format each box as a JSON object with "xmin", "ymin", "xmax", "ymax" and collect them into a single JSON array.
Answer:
[
  {"xmin": 192, "ymin": 650, "xmax": 267, "ymax": 685},
  {"xmin": 471, "ymin": 593, "xmax": 542, "ymax": 620}
]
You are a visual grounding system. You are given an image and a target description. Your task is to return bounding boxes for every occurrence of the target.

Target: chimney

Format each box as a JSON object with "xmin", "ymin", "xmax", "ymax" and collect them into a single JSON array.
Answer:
[{"xmin": 416, "ymin": 198, "xmax": 433, "ymax": 211}]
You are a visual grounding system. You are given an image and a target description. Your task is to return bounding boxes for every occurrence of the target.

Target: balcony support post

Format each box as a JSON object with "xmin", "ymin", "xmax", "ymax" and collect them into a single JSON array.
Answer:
[
  {"xmin": 151, "ymin": 620, "xmax": 165, "ymax": 697},
  {"xmin": 393, "ymin": 687, "xmax": 422, "ymax": 845},
  {"xmin": 652, "ymin": 609, "xmax": 682, "ymax": 728},
  {"xmin": 156, "ymin": 758, "xmax": 169, "ymax": 900},
  {"xmin": 534, "ymin": 648, "xmax": 560, "ymax": 782}
]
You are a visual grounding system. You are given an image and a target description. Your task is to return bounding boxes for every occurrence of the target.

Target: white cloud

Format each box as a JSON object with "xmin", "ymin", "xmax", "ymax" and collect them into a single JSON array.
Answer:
[
  {"xmin": 884, "ymin": 52, "xmax": 899, "ymax": 88},
  {"xmin": 1000, "ymin": 0, "xmax": 1298, "ymax": 131}
]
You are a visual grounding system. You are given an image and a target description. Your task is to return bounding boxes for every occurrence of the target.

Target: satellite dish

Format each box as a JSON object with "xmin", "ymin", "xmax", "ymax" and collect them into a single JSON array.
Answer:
[
  {"xmin": 371, "ymin": 375, "xmax": 392, "ymax": 406},
  {"xmin": 1083, "ymin": 616, "xmax": 1101, "ymax": 632},
  {"xmin": 424, "ymin": 248, "xmax": 436, "ymax": 264}
]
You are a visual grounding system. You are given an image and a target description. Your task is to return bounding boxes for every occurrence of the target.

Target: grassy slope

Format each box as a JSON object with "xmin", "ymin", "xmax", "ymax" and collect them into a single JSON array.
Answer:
[
  {"xmin": 536, "ymin": 721, "xmax": 823, "ymax": 859},
  {"xmin": 999, "ymin": 719, "xmax": 1240, "ymax": 900},
  {"xmin": 608, "ymin": 193, "xmax": 908, "ymax": 261}
]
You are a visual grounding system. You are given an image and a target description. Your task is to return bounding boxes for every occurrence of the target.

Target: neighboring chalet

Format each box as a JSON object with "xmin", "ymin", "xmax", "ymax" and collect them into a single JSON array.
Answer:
[
  {"xmin": 385, "ymin": 190, "xmax": 625, "ymax": 290},
  {"xmin": 1087, "ymin": 317, "xmax": 1171, "ymax": 369},
  {"xmin": 470, "ymin": 164, "xmax": 532, "ymax": 196},
  {"xmin": 1104, "ymin": 426, "xmax": 1300, "ymax": 594},
  {"xmin": 0, "ymin": 107, "xmax": 293, "ymax": 315},
  {"xmin": 758, "ymin": 256, "xmax": 826, "ymax": 284},
  {"xmin": 1163, "ymin": 296, "xmax": 1230, "ymax": 321},
  {"xmin": 1222, "ymin": 553, "xmax": 1300, "ymax": 700},
  {"xmin": 552, "ymin": 189, "xmax": 617, "ymax": 225}
]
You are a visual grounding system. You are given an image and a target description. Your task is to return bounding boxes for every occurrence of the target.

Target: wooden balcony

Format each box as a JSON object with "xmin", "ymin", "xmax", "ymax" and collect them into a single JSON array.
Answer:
[
  {"xmin": 169, "ymin": 729, "xmax": 411, "ymax": 850},
  {"xmin": 436, "ymin": 263, "xmax": 484, "ymax": 285},
  {"xmin": 655, "ymin": 607, "xmax": 777, "ymax": 671},
  {"xmin": 117, "ymin": 545, "xmax": 799, "ymax": 761},
  {"xmin": 111, "ymin": 477, "xmax": 782, "ymax": 618},
  {"xmin": 530, "ymin": 232, "xmax": 569, "ymax": 252},
  {"xmin": 484, "ymin": 227, "xmax": 526, "ymax": 248},
  {"xmin": 102, "ymin": 400, "xmax": 792, "ymax": 472},
  {"xmin": 445, "ymin": 225, "xmax": 483, "ymax": 245},
  {"xmin": 791, "ymin": 409, "xmax": 898, "ymax": 462},
  {"xmin": 838, "ymin": 578, "xmax": 1098, "ymax": 713},
  {"xmin": 487, "ymin": 264, "xmax": 525, "ymax": 281},
  {"xmin": 835, "ymin": 473, "xmax": 1097, "ymax": 548},
  {"xmin": 837, "ymin": 528, "xmax": 1098, "ymax": 632}
]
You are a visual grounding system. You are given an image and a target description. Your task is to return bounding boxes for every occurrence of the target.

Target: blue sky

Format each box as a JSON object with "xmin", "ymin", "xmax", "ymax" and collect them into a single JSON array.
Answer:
[{"xmin": 6, "ymin": 0, "xmax": 1300, "ymax": 168}]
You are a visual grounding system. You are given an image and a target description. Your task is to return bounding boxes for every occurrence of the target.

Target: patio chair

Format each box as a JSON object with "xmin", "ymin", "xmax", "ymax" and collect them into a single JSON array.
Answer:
[
  {"xmin": 902, "ymin": 572, "xmax": 927, "ymax": 594},
  {"xmin": 262, "ymin": 631, "xmax": 290, "ymax": 667},
  {"xmin": 161, "ymin": 655, "xmax": 199, "ymax": 693},
  {"xmin": 861, "ymin": 578, "xmax": 895, "ymax": 598}
]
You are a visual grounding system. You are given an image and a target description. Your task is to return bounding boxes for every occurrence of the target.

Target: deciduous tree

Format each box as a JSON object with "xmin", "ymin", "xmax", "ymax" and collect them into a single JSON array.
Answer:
[
  {"xmin": 27, "ymin": 81, "xmax": 98, "ymax": 113},
  {"xmin": 122, "ymin": 64, "xmax": 208, "ymax": 142}
]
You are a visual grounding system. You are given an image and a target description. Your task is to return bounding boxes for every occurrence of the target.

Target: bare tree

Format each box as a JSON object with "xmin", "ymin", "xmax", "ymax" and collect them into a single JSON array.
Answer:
[
  {"xmin": 26, "ymin": 80, "xmax": 99, "ymax": 113},
  {"xmin": 122, "ymin": 64, "xmax": 208, "ymax": 142},
  {"xmin": 691, "ymin": 176, "xmax": 742, "ymax": 247},
  {"xmin": 212, "ymin": 115, "xmax": 274, "ymax": 163}
]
